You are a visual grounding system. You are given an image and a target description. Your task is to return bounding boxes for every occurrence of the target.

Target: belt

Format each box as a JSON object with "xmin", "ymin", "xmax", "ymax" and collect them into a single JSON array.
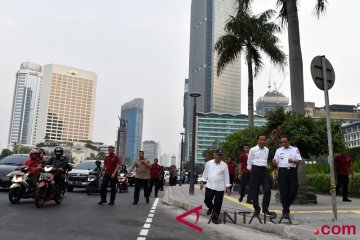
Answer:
[{"xmin": 279, "ymin": 167, "xmax": 296, "ymax": 170}]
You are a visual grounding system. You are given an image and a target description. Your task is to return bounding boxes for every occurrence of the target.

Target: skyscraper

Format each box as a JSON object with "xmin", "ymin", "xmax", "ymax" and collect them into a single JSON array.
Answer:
[
  {"xmin": 186, "ymin": 0, "xmax": 241, "ymax": 162},
  {"xmin": 143, "ymin": 140, "xmax": 159, "ymax": 161},
  {"xmin": 8, "ymin": 62, "xmax": 42, "ymax": 147},
  {"xmin": 121, "ymin": 98, "xmax": 144, "ymax": 163},
  {"xmin": 35, "ymin": 64, "xmax": 97, "ymax": 143}
]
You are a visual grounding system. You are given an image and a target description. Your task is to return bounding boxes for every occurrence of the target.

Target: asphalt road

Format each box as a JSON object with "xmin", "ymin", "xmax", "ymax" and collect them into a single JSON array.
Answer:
[{"xmin": 0, "ymin": 187, "xmax": 286, "ymax": 240}]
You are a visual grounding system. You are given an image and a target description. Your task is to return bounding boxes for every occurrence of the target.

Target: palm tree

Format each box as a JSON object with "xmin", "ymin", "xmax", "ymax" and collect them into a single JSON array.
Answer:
[
  {"xmin": 215, "ymin": 10, "xmax": 286, "ymax": 127},
  {"xmin": 237, "ymin": 0, "xmax": 327, "ymax": 113}
]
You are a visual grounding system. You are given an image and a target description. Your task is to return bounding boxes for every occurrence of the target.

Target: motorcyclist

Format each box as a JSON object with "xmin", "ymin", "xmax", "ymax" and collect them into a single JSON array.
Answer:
[
  {"xmin": 94, "ymin": 160, "xmax": 102, "ymax": 173},
  {"xmin": 119, "ymin": 165, "xmax": 128, "ymax": 175},
  {"xmin": 38, "ymin": 148, "xmax": 47, "ymax": 166},
  {"xmin": 46, "ymin": 146, "xmax": 72, "ymax": 192},
  {"xmin": 24, "ymin": 149, "xmax": 43, "ymax": 189}
]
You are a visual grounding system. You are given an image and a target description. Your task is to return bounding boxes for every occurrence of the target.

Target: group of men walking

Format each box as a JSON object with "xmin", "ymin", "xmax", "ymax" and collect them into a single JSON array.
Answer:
[
  {"xmin": 97, "ymin": 147, "xmax": 164, "ymax": 206},
  {"xmin": 200, "ymin": 135, "xmax": 303, "ymax": 222}
]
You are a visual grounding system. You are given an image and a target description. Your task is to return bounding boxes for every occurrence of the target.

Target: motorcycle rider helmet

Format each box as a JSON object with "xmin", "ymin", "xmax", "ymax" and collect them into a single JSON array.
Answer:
[
  {"xmin": 54, "ymin": 146, "xmax": 64, "ymax": 157},
  {"xmin": 95, "ymin": 160, "xmax": 101, "ymax": 166},
  {"xmin": 38, "ymin": 148, "xmax": 46, "ymax": 155},
  {"xmin": 29, "ymin": 149, "xmax": 39, "ymax": 159}
]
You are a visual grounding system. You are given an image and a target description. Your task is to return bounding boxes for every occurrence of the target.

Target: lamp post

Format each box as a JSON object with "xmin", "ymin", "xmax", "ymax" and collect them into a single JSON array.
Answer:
[
  {"xmin": 189, "ymin": 92, "xmax": 201, "ymax": 195},
  {"xmin": 179, "ymin": 132, "xmax": 185, "ymax": 187}
]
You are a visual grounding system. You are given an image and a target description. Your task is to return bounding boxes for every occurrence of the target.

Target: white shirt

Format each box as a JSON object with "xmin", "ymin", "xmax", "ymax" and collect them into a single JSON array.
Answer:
[
  {"xmin": 247, "ymin": 145, "xmax": 269, "ymax": 170},
  {"xmin": 273, "ymin": 146, "xmax": 302, "ymax": 168},
  {"xmin": 200, "ymin": 159, "xmax": 231, "ymax": 191}
]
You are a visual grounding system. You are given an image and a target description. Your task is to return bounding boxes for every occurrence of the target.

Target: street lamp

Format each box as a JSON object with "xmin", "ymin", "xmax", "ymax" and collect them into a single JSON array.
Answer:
[
  {"xmin": 189, "ymin": 92, "xmax": 201, "ymax": 195},
  {"xmin": 179, "ymin": 132, "xmax": 185, "ymax": 187}
]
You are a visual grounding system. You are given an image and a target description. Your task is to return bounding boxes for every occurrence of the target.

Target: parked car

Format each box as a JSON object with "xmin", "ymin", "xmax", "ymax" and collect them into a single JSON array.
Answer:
[
  {"xmin": 66, "ymin": 160, "xmax": 103, "ymax": 192},
  {"xmin": 0, "ymin": 154, "xmax": 28, "ymax": 189}
]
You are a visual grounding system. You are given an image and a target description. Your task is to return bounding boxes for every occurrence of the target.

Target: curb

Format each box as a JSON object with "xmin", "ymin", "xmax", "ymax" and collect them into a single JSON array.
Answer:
[{"xmin": 162, "ymin": 186, "xmax": 355, "ymax": 240}]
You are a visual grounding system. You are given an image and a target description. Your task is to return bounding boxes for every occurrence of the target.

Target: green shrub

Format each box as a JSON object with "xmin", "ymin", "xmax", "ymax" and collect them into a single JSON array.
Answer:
[{"xmin": 306, "ymin": 173, "xmax": 360, "ymax": 195}]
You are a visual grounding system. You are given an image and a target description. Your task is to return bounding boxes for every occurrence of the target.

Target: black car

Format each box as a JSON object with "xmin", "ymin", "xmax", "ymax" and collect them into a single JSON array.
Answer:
[
  {"xmin": 0, "ymin": 154, "xmax": 29, "ymax": 188},
  {"xmin": 66, "ymin": 160, "xmax": 103, "ymax": 191}
]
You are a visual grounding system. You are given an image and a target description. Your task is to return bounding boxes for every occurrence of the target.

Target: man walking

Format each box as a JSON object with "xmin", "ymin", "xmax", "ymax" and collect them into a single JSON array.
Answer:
[
  {"xmin": 239, "ymin": 144, "xmax": 252, "ymax": 203},
  {"xmin": 226, "ymin": 158, "xmax": 236, "ymax": 193},
  {"xmin": 247, "ymin": 135, "xmax": 273, "ymax": 217},
  {"xmin": 126, "ymin": 151, "xmax": 151, "ymax": 205},
  {"xmin": 199, "ymin": 149, "xmax": 231, "ymax": 224},
  {"xmin": 335, "ymin": 150, "xmax": 355, "ymax": 202},
  {"xmin": 149, "ymin": 158, "xmax": 161, "ymax": 198},
  {"xmin": 98, "ymin": 146, "xmax": 120, "ymax": 205},
  {"xmin": 272, "ymin": 136, "xmax": 302, "ymax": 219}
]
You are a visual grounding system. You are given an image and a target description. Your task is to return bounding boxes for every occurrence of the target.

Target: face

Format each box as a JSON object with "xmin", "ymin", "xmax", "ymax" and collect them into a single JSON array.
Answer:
[
  {"xmin": 257, "ymin": 136, "xmax": 266, "ymax": 148},
  {"xmin": 281, "ymin": 137, "xmax": 290, "ymax": 148},
  {"xmin": 39, "ymin": 153, "xmax": 44, "ymax": 159},
  {"xmin": 215, "ymin": 154, "xmax": 222, "ymax": 162},
  {"xmin": 243, "ymin": 145, "xmax": 249, "ymax": 153},
  {"xmin": 227, "ymin": 158, "xmax": 232, "ymax": 162},
  {"xmin": 139, "ymin": 152, "xmax": 144, "ymax": 159},
  {"xmin": 108, "ymin": 147, "xmax": 114, "ymax": 154},
  {"xmin": 154, "ymin": 159, "xmax": 158, "ymax": 164}
]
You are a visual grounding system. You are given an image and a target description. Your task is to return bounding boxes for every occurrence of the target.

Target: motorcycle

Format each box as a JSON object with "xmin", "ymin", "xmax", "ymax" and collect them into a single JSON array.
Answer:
[
  {"xmin": 34, "ymin": 165, "xmax": 64, "ymax": 208},
  {"xmin": 117, "ymin": 173, "xmax": 128, "ymax": 193},
  {"xmin": 86, "ymin": 170, "xmax": 102, "ymax": 195},
  {"xmin": 7, "ymin": 166, "xmax": 37, "ymax": 204}
]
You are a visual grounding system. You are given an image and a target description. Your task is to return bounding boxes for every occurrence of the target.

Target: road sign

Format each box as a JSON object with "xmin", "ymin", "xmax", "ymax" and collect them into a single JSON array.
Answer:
[{"xmin": 310, "ymin": 56, "xmax": 335, "ymax": 91}]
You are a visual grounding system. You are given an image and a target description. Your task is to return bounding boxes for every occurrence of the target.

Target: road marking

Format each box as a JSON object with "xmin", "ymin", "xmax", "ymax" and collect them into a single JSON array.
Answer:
[{"xmin": 137, "ymin": 198, "xmax": 159, "ymax": 240}]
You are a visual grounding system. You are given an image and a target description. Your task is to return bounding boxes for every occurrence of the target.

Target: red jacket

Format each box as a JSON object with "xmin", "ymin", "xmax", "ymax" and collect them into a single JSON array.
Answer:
[
  {"xmin": 227, "ymin": 161, "xmax": 236, "ymax": 175},
  {"xmin": 239, "ymin": 153, "xmax": 250, "ymax": 174},
  {"xmin": 24, "ymin": 159, "xmax": 42, "ymax": 175},
  {"xmin": 335, "ymin": 154, "xmax": 352, "ymax": 175},
  {"xmin": 104, "ymin": 154, "xmax": 120, "ymax": 175},
  {"xmin": 150, "ymin": 163, "xmax": 161, "ymax": 179}
]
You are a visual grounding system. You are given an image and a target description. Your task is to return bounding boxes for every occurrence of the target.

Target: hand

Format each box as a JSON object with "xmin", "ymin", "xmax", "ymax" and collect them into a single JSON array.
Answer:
[
  {"xmin": 272, "ymin": 159, "xmax": 278, "ymax": 166},
  {"xmin": 288, "ymin": 158, "xmax": 293, "ymax": 163},
  {"xmin": 226, "ymin": 187, "xmax": 231, "ymax": 195},
  {"xmin": 200, "ymin": 182, "xmax": 204, "ymax": 191},
  {"xmin": 111, "ymin": 174, "xmax": 116, "ymax": 179}
]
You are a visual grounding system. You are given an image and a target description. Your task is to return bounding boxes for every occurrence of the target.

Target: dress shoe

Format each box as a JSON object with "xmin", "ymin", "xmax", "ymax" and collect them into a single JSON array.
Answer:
[
  {"xmin": 343, "ymin": 199, "xmax": 352, "ymax": 202},
  {"xmin": 155, "ymin": 195, "xmax": 158, "ymax": 198},
  {"xmin": 211, "ymin": 218, "xmax": 220, "ymax": 224},
  {"xmin": 246, "ymin": 200, "xmax": 253, "ymax": 204},
  {"xmin": 97, "ymin": 200, "xmax": 106, "ymax": 205},
  {"xmin": 239, "ymin": 196, "xmax": 244, "ymax": 202},
  {"xmin": 132, "ymin": 202, "xmax": 138, "ymax": 205},
  {"xmin": 146, "ymin": 198, "xmax": 149, "ymax": 203},
  {"xmin": 263, "ymin": 210, "xmax": 276, "ymax": 217},
  {"xmin": 207, "ymin": 208, "xmax": 213, "ymax": 216},
  {"xmin": 108, "ymin": 202, "xmax": 114, "ymax": 205}
]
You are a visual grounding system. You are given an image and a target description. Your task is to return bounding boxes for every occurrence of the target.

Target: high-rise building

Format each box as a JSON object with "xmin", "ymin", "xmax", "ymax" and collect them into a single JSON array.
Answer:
[
  {"xmin": 35, "ymin": 64, "xmax": 97, "ymax": 143},
  {"xmin": 160, "ymin": 153, "xmax": 170, "ymax": 167},
  {"xmin": 8, "ymin": 62, "xmax": 42, "ymax": 147},
  {"xmin": 186, "ymin": 0, "xmax": 241, "ymax": 163},
  {"xmin": 256, "ymin": 90, "xmax": 289, "ymax": 115},
  {"xmin": 171, "ymin": 154, "xmax": 177, "ymax": 167},
  {"xmin": 121, "ymin": 98, "xmax": 144, "ymax": 163},
  {"xmin": 143, "ymin": 140, "xmax": 159, "ymax": 162}
]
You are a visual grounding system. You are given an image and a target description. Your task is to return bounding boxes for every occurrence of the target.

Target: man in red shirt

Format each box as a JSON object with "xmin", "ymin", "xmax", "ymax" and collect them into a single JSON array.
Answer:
[
  {"xmin": 226, "ymin": 158, "xmax": 236, "ymax": 193},
  {"xmin": 98, "ymin": 146, "xmax": 120, "ymax": 205},
  {"xmin": 335, "ymin": 151, "xmax": 355, "ymax": 202},
  {"xmin": 149, "ymin": 158, "xmax": 161, "ymax": 198},
  {"xmin": 24, "ymin": 149, "xmax": 43, "ymax": 189},
  {"xmin": 239, "ymin": 144, "xmax": 252, "ymax": 203}
]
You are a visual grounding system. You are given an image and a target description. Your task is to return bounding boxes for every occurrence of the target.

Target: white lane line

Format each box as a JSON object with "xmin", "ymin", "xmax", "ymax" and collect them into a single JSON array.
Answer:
[
  {"xmin": 137, "ymin": 197, "xmax": 160, "ymax": 240},
  {"xmin": 140, "ymin": 229, "xmax": 149, "ymax": 236}
]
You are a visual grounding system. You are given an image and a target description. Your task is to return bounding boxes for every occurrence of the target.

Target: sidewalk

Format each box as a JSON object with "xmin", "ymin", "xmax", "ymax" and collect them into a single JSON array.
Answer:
[{"xmin": 162, "ymin": 184, "xmax": 360, "ymax": 240}]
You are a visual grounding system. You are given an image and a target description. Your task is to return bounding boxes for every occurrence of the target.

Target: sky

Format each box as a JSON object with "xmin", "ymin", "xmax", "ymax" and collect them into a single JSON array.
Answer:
[{"xmin": 0, "ymin": 0, "xmax": 359, "ymax": 157}]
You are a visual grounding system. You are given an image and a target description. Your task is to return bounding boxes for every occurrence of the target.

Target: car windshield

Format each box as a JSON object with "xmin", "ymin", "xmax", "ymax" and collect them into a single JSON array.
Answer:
[
  {"xmin": 74, "ymin": 161, "xmax": 101, "ymax": 170},
  {"xmin": 0, "ymin": 154, "xmax": 28, "ymax": 166}
]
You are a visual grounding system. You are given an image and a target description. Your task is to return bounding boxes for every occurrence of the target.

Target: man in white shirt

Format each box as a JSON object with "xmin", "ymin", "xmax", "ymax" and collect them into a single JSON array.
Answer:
[
  {"xmin": 200, "ymin": 149, "xmax": 231, "ymax": 224},
  {"xmin": 247, "ymin": 135, "xmax": 273, "ymax": 217},
  {"xmin": 272, "ymin": 136, "xmax": 302, "ymax": 219}
]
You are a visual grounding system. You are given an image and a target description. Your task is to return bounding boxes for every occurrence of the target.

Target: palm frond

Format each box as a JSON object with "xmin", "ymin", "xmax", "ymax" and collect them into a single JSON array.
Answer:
[
  {"xmin": 314, "ymin": 0, "xmax": 327, "ymax": 18},
  {"xmin": 215, "ymin": 34, "xmax": 243, "ymax": 76}
]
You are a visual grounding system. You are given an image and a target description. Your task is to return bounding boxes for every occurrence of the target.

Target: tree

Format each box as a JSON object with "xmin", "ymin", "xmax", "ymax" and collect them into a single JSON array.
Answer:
[
  {"xmin": 215, "ymin": 10, "xmax": 286, "ymax": 127},
  {"xmin": 13, "ymin": 145, "xmax": 32, "ymax": 154},
  {"xmin": 237, "ymin": 0, "xmax": 327, "ymax": 113},
  {"xmin": 0, "ymin": 149, "xmax": 13, "ymax": 159}
]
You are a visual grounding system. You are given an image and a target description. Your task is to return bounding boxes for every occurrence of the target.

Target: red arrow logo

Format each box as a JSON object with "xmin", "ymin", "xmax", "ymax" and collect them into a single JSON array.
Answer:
[{"xmin": 176, "ymin": 205, "xmax": 203, "ymax": 233}]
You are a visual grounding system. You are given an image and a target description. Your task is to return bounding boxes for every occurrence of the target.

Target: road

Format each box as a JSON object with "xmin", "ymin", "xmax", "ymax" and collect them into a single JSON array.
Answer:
[{"xmin": 0, "ymin": 187, "xmax": 286, "ymax": 240}]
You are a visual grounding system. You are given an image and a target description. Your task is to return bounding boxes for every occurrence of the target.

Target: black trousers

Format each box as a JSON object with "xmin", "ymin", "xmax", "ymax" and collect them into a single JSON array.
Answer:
[
  {"xmin": 278, "ymin": 168, "xmax": 298, "ymax": 213},
  {"xmin": 336, "ymin": 174, "xmax": 349, "ymax": 200},
  {"xmin": 239, "ymin": 172, "xmax": 252, "ymax": 202},
  {"xmin": 100, "ymin": 173, "xmax": 117, "ymax": 203},
  {"xmin": 250, "ymin": 165, "xmax": 271, "ymax": 212},
  {"xmin": 134, "ymin": 178, "xmax": 149, "ymax": 203},
  {"xmin": 204, "ymin": 187, "xmax": 224, "ymax": 220},
  {"xmin": 229, "ymin": 174, "xmax": 235, "ymax": 191},
  {"xmin": 149, "ymin": 178, "xmax": 160, "ymax": 197}
]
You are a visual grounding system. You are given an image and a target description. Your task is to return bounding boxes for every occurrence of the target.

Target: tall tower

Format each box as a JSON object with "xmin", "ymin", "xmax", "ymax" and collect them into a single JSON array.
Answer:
[
  {"xmin": 186, "ymin": 0, "xmax": 241, "ymax": 162},
  {"xmin": 8, "ymin": 62, "xmax": 42, "ymax": 147},
  {"xmin": 35, "ymin": 64, "xmax": 97, "ymax": 143},
  {"xmin": 121, "ymin": 98, "xmax": 144, "ymax": 163}
]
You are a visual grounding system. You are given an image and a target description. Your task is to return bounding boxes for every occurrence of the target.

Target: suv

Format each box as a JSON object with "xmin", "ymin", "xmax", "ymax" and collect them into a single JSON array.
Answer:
[
  {"xmin": 66, "ymin": 160, "xmax": 103, "ymax": 192},
  {"xmin": 0, "ymin": 154, "xmax": 29, "ymax": 188}
]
